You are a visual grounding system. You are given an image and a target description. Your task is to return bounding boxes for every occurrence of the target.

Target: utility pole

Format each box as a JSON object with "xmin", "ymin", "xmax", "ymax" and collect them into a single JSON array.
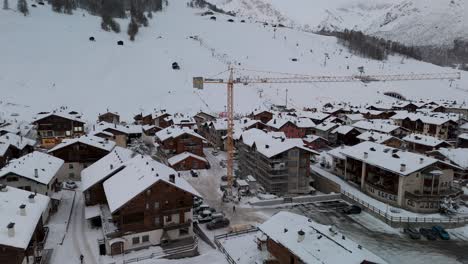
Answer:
[{"xmin": 285, "ymin": 89, "xmax": 289, "ymax": 108}]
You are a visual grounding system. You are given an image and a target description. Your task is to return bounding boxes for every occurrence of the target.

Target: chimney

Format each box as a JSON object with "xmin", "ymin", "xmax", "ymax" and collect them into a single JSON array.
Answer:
[
  {"xmin": 363, "ymin": 152, "xmax": 368, "ymax": 159},
  {"xmin": 7, "ymin": 223, "xmax": 15, "ymax": 237},
  {"xmin": 110, "ymin": 164, "xmax": 114, "ymax": 170},
  {"xmin": 169, "ymin": 174, "xmax": 175, "ymax": 183},
  {"xmin": 19, "ymin": 204, "xmax": 26, "ymax": 216},
  {"xmin": 28, "ymin": 194, "xmax": 35, "ymax": 203},
  {"xmin": 34, "ymin": 169, "xmax": 38, "ymax": 178},
  {"xmin": 419, "ymin": 158, "xmax": 424, "ymax": 164},
  {"xmin": 400, "ymin": 164, "xmax": 406, "ymax": 172},
  {"xmin": 265, "ymin": 144, "xmax": 270, "ymax": 149},
  {"xmin": 297, "ymin": 230, "xmax": 305, "ymax": 243}
]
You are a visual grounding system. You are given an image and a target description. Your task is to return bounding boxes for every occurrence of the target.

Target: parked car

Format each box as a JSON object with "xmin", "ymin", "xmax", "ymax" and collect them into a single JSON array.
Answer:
[
  {"xmin": 194, "ymin": 204, "xmax": 210, "ymax": 215},
  {"xmin": 193, "ymin": 198, "xmax": 203, "ymax": 208},
  {"xmin": 432, "ymin": 226, "xmax": 450, "ymax": 240},
  {"xmin": 207, "ymin": 217, "xmax": 230, "ymax": 230},
  {"xmin": 343, "ymin": 205, "xmax": 361, "ymax": 214},
  {"xmin": 64, "ymin": 181, "xmax": 77, "ymax": 189},
  {"xmin": 190, "ymin": 170, "xmax": 199, "ymax": 177},
  {"xmin": 198, "ymin": 209, "xmax": 214, "ymax": 223},
  {"xmin": 403, "ymin": 227, "xmax": 421, "ymax": 240},
  {"xmin": 227, "ymin": 19, "xmax": 234, "ymax": 22},
  {"xmin": 419, "ymin": 228, "xmax": 437, "ymax": 240}
]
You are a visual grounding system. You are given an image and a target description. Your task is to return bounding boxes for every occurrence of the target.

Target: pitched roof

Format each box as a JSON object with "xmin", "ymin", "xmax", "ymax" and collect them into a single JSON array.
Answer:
[
  {"xmin": 345, "ymin": 114, "xmax": 365, "ymax": 122},
  {"xmin": 267, "ymin": 116, "xmax": 315, "ymax": 129},
  {"xmin": 391, "ymin": 112, "xmax": 459, "ymax": 125},
  {"xmin": 168, "ymin": 152, "xmax": 207, "ymax": 166},
  {"xmin": 33, "ymin": 111, "xmax": 84, "ymax": 124},
  {"xmin": 94, "ymin": 122, "xmax": 143, "ymax": 135},
  {"xmin": 432, "ymin": 148, "xmax": 468, "ymax": 169},
  {"xmin": 0, "ymin": 186, "xmax": 50, "ymax": 249},
  {"xmin": 81, "ymin": 147, "xmax": 135, "ymax": 191},
  {"xmin": 339, "ymin": 142, "xmax": 439, "ymax": 176},
  {"xmin": 357, "ymin": 131, "xmax": 395, "ymax": 144},
  {"xmin": 259, "ymin": 211, "xmax": 385, "ymax": 264},
  {"xmin": 314, "ymin": 122, "xmax": 338, "ymax": 132},
  {"xmin": 459, "ymin": 133, "xmax": 468, "ymax": 140},
  {"xmin": 403, "ymin": 134, "xmax": 449, "ymax": 148},
  {"xmin": 331, "ymin": 125, "xmax": 356, "ymax": 135},
  {"xmin": 48, "ymin": 135, "xmax": 116, "ymax": 153},
  {"xmin": 0, "ymin": 151, "xmax": 63, "ymax": 185},
  {"xmin": 155, "ymin": 126, "xmax": 205, "ymax": 142},
  {"xmin": 352, "ymin": 120, "xmax": 400, "ymax": 134},
  {"xmin": 0, "ymin": 133, "xmax": 36, "ymax": 156},
  {"xmin": 240, "ymin": 129, "xmax": 318, "ymax": 158},
  {"xmin": 103, "ymin": 155, "xmax": 201, "ymax": 213}
]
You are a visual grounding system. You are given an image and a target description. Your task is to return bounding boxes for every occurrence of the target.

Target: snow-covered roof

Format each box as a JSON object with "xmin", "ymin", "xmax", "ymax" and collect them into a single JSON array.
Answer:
[
  {"xmin": 340, "ymin": 142, "xmax": 439, "ymax": 176},
  {"xmin": 303, "ymin": 135, "xmax": 328, "ymax": 143},
  {"xmin": 356, "ymin": 131, "xmax": 395, "ymax": 144},
  {"xmin": 459, "ymin": 133, "xmax": 468, "ymax": 140},
  {"xmin": 314, "ymin": 122, "xmax": 338, "ymax": 132},
  {"xmin": 246, "ymin": 175, "xmax": 256, "ymax": 182},
  {"xmin": 433, "ymin": 148, "xmax": 468, "ymax": 169},
  {"xmin": 352, "ymin": 120, "xmax": 400, "ymax": 134},
  {"xmin": 0, "ymin": 151, "xmax": 63, "ymax": 185},
  {"xmin": 331, "ymin": 125, "xmax": 356, "ymax": 135},
  {"xmin": 460, "ymin": 123, "xmax": 468, "ymax": 130},
  {"xmin": 403, "ymin": 134, "xmax": 449, "ymax": 147},
  {"xmin": 0, "ymin": 186, "xmax": 50, "ymax": 249},
  {"xmin": 103, "ymin": 155, "xmax": 201, "ymax": 213},
  {"xmin": 48, "ymin": 135, "xmax": 116, "ymax": 153},
  {"xmin": 345, "ymin": 114, "xmax": 365, "ymax": 122},
  {"xmin": 327, "ymin": 146, "xmax": 349, "ymax": 160},
  {"xmin": 296, "ymin": 111, "xmax": 330, "ymax": 121},
  {"xmin": 93, "ymin": 122, "xmax": 143, "ymax": 135},
  {"xmin": 156, "ymin": 126, "xmax": 205, "ymax": 142},
  {"xmin": 168, "ymin": 152, "xmax": 207, "ymax": 166},
  {"xmin": 33, "ymin": 111, "xmax": 84, "ymax": 124},
  {"xmin": 0, "ymin": 121, "xmax": 33, "ymax": 137},
  {"xmin": 81, "ymin": 146, "xmax": 135, "ymax": 191},
  {"xmin": 0, "ymin": 133, "xmax": 35, "ymax": 156},
  {"xmin": 267, "ymin": 116, "xmax": 315, "ymax": 130},
  {"xmin": 391, "ymin": 111, "xmax": 459, "ymax": 125},
  {"xmin": 259, "ymin": 211, "xmax": 385, "ymax": 264},
  {"xmin": 240, "ymin": 129, "xmax": 318, "ymax": 158}
]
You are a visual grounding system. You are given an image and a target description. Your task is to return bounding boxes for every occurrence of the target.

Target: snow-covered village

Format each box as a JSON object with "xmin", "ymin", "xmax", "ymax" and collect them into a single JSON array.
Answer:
[{"xmin": 1, "ymin": 0, "xmax": 468, "ymax": 264}]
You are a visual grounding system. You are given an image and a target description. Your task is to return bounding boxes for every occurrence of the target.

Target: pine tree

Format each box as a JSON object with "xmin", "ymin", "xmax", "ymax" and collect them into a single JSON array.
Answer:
[
  {"xmin": 3, "ymin": 0, "xmax": 8, "ymax": 10},
  {"xmin": 17, "ymin": 0, "xmax": 28, "ymax": 15},
  {"xmin": 127, "ymin": 18, "xmax": 139, "ymax": 41}
]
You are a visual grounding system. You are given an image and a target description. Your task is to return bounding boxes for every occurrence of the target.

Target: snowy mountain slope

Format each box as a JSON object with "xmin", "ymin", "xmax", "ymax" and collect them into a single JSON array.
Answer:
[
  {"xmin": 208, "ymin": 0, "xmax": 468, "ymax": 47},
  {"xmin": 1, "ymin": 0, "xmax": 467, "ymax": 122}
]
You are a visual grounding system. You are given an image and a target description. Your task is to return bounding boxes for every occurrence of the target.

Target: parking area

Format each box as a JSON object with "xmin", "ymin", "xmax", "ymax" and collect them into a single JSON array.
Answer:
[{"xmin": 288, "ymin": 199, "xmax": 468, "ymax": 264}]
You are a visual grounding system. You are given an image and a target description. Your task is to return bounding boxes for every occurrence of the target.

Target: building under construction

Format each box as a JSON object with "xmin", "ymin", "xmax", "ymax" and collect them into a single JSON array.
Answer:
[{"xmin": 237, "ymin": 129, "xmax": 318, "ymax": 195}]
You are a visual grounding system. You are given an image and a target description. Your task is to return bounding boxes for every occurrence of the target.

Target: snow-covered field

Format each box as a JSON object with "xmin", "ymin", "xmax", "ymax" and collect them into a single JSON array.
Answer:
[{"xmin": 1, "ymin": 0, "xmax": 467, "ymax": 123}]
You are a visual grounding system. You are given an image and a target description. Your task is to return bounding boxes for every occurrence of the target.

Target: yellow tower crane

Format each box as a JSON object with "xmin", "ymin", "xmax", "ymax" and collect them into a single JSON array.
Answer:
[{"xmin": 193, "ymin": 67, "xmax": 461, "ymax": 197}]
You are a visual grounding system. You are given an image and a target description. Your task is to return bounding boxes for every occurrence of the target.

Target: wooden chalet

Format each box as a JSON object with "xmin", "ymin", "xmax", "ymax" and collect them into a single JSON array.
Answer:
[{"xmin": 32, "ymin": 111, "xmax": 85, "ymax": 149}]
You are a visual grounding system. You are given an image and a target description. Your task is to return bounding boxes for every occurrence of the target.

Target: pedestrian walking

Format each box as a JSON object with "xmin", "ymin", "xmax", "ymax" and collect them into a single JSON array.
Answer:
[
  {"xmin": 233, "ymin": 205, "xmax": 236, "ymax": 213},
  {"xmin": 80, "ymin": 254, "xmax": 84, "ymax": 264}
]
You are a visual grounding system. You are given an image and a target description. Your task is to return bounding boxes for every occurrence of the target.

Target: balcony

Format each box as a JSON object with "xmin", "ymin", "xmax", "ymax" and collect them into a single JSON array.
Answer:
[
  {"xmin": 163, "ymin": 219, "xmax": 192, "ymax": 231},
  {"xmin": 405, "ymin": 187, "xmax": 463, "ymax": 201}
]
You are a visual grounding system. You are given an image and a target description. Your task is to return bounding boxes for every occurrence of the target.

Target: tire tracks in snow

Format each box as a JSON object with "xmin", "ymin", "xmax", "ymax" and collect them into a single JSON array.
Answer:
[{"xmin": 71, "ymin": 192, "xmax": 98, "ymax": 264}]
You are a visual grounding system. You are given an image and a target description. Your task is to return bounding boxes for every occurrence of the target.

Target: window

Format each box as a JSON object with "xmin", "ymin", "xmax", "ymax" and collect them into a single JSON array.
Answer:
[
  {"xmin": 166, "ymin": 215, "xmax": 172, "ymax": 222},
  {"xmin": 69, "ymin": 173, "xmax": 75, "ymax": 178},
  {"xmin": 146, "ymin": 203, "xmax": 149, "ymax": 210},
  {"xmin": 154, "ymin": 217, "xmax": 160, "ymax": 226},
  {"xmin": 142, "ymin": 235, "xmax": 149, "ymax": 243},
  {"xmin": 179, "ymin": 228, "xmax": 189, "ymax": 236},
  {"xmin": 132, "ymin": 237, "xmax": 140, "ymax": 245},
  {"xmin": 69, "ymin": 164, "xmax": 74, "ymax": 169},
  {"xmin": 65, "ymin": 131, "xmax": 71, "ymax": 136},
  {"xmin": 7, "ymin": 176, "xmax": 19, "ymax": 182},
  {"xmin": 154, "ymin": 202, "xmax": 159, "ymax": 209}
]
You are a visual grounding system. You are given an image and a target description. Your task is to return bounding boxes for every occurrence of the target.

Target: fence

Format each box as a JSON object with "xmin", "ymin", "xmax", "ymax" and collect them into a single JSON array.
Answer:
[
  {"xmin": 213, "ymin": 228, "xmax": 259, "ymax": 264},
  {"xmin": 107, "ymin": 237, "xmax": 198, "ymax": 264},
  {"xmin": 248, "ymin": 193, "xmax": 342, "ymax": 207},
  {"xmin": 341, "ymin": 190, "xmax": 468, "ymax": 228}
]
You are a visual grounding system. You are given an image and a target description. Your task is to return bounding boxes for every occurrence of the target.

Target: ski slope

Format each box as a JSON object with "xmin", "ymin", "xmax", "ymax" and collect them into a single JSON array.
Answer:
[{"xmin": 0, "ymin": 0, "xmax": 467, "ymax": 122}]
